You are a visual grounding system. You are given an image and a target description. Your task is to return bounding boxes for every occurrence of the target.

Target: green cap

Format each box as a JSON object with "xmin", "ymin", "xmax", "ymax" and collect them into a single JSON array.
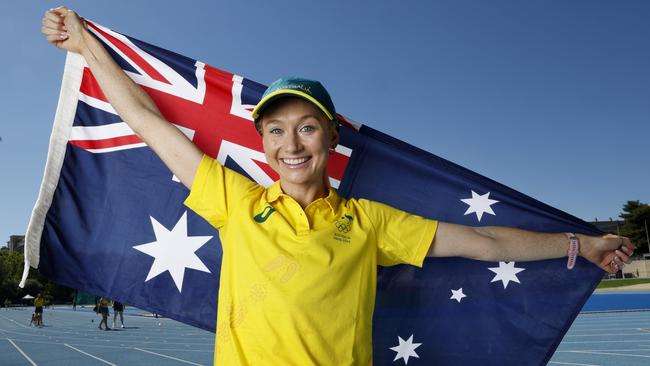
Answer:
[{"xmin": 252, "ymin": 77, "xmax": 338, "ymax": 126}]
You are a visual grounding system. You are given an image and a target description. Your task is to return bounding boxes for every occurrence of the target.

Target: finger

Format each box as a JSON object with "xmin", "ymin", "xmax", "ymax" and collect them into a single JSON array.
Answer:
[
  {"xmin": 43, "ymin": 10, "xmax": 63, "ymax": 24},
  {"xmin": 620, "ymin": 244, "xmax": 633, "ymax": 255},
  {"xmin": 51, "ymin": 6, "xmax": 69, "ymax": 17},
  {"xmin": 45, "ymin": 34, "xmax": 59, "ymax": 43},
  {"xmin": 615, "ymin": 250, "xmax": 630, "ymax": 263},
  {"xmin": 45, "ymin": 31, "xmax": 68, "ymax": 40},
  {"xmin": 605, "ymin": 261, "xmax": 617, "ymax": 274},
  {"xmin": 622, "ymin": 238, "xmax": 635, "ymax": 251},
  {"xmin": 46, "ymin": 33, "xmax": 68, "ymax": 43},
  {"xmin": 613, "ymin": 255, "xmax": 624, "ymax": 268},
  {"xmin": 42, "ymin": 17, "xmax": 65, "ymax": 31},
  {"xmin": 42, "ymin": 15, "xmax": 67, "ymax": 32},
  {"xmin": 616, "ymin": 250, "xmax": 632, "ymax": 264},
  {"xmin": 41, "ymin": 25, "xmax": 56, "ymax": 35},
  {"xmin": 41, "ymin": 20, "xmax": 59, "ymax": 31},
  {"xmin": 621, "ymin": 254, "xmax": 632, "ymax": 265},
  {"xmin": 41, "ymin": 24, "xmax": 65, "ymax": 35}
]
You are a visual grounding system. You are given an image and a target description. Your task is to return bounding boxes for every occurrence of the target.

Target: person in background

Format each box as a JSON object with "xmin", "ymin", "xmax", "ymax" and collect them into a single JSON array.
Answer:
[
  {"xmin": 34, "ymin": 293, "xmax": 45, "ymax": 327},
  {"xmin": 112, "ymin": 300, "xmax": 125, "ymax": 328},
  {"xmin": 97, "ymin": 297, "xmax": 111, "ymax": 330}
]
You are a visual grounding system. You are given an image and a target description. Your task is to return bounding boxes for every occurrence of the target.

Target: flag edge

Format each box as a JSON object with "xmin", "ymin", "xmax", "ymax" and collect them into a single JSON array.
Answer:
[{"xmin": 20, "ymin": 52, "xmax": 84, "ymax": 287}]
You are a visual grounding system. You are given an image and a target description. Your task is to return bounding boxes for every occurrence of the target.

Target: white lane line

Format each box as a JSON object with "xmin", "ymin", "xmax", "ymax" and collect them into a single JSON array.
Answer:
[
  {"xmin": 0, "ymin": 314, "xmax": 32, "ymax": 329},
  {"xmin": 133, "ymin": 347, "xmax": 204, "ymax": 366},
  {"xmin": 0, "ymin": 325, "xmax": 214, "ymax": 346},
  {"xmin": 64, "ymin": 343, "xmax": 117, "ymax": 365},
  {"xmin": 0, "ymin": 326, "xmax": 213, "ymax": 343},
  {"xmin": 7, "ymin": 338, "xmax": 37, "ymax": 366},
  {"xmin": 563, "ymin": 350, "xmax": 650, "ymax": 359},
  {"xmin": 5, "ymin": 333, "xmax": 213, "ymax": 346},
  {"xmin": 1, "ymin": 337, "xmax": 214, "ymax": 352},
  {"xmin": 548, "ymin": 362, "xmax": 600, "ymax": 366}
]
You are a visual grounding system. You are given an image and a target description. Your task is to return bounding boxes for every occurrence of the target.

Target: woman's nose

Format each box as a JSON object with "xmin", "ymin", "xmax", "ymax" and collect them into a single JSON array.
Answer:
[{"xmin": 283, "ymin": 131, "xmax": 302, "ymax": 152}]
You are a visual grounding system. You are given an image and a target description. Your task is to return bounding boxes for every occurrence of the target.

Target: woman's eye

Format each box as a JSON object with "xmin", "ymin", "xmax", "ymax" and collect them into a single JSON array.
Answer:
[
  {"xmin": 269, "ymin": 128, "xmax": 282, "ymax": 134},
  {"xmin": 300, "ymin": 125, "xmax": 315, "ymax": 133}
]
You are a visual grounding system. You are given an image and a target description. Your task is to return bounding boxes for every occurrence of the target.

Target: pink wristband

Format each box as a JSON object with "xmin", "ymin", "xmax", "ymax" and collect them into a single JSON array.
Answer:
[{"xmin": 565, "ymin": 233, "xmax": 580, "ymax": 270}]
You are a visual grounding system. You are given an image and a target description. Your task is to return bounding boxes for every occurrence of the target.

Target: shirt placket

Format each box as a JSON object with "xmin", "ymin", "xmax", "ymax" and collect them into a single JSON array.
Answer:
[{"xmin": 284, "ymin": 199, "xmax": 311, "ymax": 237}]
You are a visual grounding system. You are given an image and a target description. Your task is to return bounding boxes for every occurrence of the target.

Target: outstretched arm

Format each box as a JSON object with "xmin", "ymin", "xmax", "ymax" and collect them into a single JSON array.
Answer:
[
  {"xmin": 41, "ymin": 7, "xmax": 202, "ymax": 189},
  {"xmin": 428, "ymin": 222, "xmax": 634, "ymax": 273}
]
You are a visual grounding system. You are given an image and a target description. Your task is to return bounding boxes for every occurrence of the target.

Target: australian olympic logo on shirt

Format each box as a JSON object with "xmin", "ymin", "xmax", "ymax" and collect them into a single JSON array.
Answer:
[{"xmin": 334, "ymin": 215, "xmax": 353, "ymax": 243}]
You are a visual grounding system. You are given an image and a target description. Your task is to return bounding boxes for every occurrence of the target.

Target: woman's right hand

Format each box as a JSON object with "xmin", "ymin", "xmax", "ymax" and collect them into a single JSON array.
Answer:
[{"xmin": 41, "ymin": 6, "xmax": 87, "ymax": 54}]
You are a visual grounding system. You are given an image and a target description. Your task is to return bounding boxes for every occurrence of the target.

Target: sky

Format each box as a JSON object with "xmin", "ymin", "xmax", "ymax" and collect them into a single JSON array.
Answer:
[{"xmin": 1, "ymin": 0, "xmax": 649, "ymax": 245}]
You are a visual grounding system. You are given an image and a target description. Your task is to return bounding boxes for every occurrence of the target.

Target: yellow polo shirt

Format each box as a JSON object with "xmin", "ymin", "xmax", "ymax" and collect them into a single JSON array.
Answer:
[{"xmin": 185, "ymin": 155, "xmax": 438, "ymax": 366}]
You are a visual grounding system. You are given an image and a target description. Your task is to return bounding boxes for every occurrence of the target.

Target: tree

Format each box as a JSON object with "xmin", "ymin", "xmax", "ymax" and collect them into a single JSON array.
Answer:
[
  {"xmin": 619, "ymin": 200, "xmax": 650, "ymax": 255},
  {"xmin": 0, "ymin": 251, "xmax": 23, "ymax": 283},
  {"xmin": 22, "ymin": 279, "xmax": 43, "ymax": 298},
  {"xmin": 0, "ymin": 251, "xmax": 24, "ymax": 303},
  {"xmin": 0, "ymin": 251, "xmax": 74, "ymax": 304}
]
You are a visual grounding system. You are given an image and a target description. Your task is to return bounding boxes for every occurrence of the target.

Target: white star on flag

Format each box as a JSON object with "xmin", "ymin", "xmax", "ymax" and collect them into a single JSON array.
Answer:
[
  {"xmin": 450, "ymin": 288, "xmax": 467, "ymax": 303},
  {"xmin": 461, "ymin": 190, "xmax": 499, "ymax": 222},
  {"xmin": 133, "ymin": 212, "xmax": 212, "ymax": 292},
  {"xmin": 390, "ymin": 334, "xmax": 422, "ymax": 365},
  {"xmin": 488, "ymin": 261, "xmax": 525, "ymax": 289}
]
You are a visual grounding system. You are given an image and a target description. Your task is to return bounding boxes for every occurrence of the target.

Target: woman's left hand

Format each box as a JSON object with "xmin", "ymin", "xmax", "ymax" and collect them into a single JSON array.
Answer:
[{"xmin": 582, "ymin": 234, "xmax": 634, "ymax": 273}]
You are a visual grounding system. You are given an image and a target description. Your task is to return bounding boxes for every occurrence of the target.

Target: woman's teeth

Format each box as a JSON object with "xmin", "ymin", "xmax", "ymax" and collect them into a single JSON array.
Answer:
[{"xmin": 282, "ymin": 157, "xmax": 309, "ymax": 165}]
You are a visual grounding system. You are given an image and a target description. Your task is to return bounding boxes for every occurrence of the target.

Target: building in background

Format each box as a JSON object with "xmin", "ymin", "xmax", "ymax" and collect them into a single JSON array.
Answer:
[
  {"xmin": 589, "ymin": 219, "xmax": 623, "ymax": 235},
  {"xmin": 6, "ymin": 235, "xmax": 25, "ymax": 254}
]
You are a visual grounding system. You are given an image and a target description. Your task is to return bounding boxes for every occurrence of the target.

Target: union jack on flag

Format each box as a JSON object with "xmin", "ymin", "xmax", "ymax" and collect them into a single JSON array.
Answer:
[{"xmin": 23, "ymin": 20, "xmax": 604, "ymax": 365}]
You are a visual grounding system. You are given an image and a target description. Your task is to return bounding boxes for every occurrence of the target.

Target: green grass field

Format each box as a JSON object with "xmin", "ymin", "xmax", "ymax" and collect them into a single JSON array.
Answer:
[{"xmin": 597, "ymin": 278, "xmax": 650, "ymax": 289}]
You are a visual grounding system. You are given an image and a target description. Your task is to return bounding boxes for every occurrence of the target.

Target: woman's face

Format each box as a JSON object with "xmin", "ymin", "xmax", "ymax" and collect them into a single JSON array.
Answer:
[{"xmin": 260, "ymin": 98, "xmax": 338, "ymax": 191}]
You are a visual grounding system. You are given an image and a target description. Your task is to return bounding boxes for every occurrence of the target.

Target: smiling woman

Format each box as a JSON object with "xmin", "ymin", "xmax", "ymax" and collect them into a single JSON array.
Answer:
[{"xmin": 40, "ymin": 5, "xmax": 636, "ymax": 366}]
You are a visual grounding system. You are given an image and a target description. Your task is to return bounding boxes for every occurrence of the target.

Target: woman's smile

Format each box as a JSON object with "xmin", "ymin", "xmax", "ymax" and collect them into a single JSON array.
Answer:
[{"xmin": 280, "ymin": 156, "xmax": 311, "ymax": 168}]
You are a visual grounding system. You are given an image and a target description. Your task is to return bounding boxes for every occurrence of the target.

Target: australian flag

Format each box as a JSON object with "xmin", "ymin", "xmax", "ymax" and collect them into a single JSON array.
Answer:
[{"xmin": 22, "ymin": 20, "xmax": 604, "ymax": 365}]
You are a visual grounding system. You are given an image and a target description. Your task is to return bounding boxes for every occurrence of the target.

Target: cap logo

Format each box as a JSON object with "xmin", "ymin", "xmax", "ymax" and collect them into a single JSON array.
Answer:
[{"xmin": 281, "ymin": 84, "xmax": 312, "ymax": 94}]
